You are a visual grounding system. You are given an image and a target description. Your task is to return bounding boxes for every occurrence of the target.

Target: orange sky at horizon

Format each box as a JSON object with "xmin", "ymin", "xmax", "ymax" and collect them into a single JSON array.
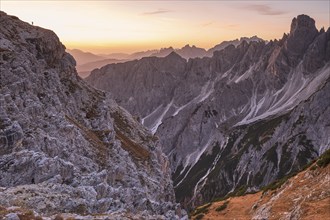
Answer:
[{"xmin": 1, "ymin": 1, "xmax": 329, "ymax": 54}]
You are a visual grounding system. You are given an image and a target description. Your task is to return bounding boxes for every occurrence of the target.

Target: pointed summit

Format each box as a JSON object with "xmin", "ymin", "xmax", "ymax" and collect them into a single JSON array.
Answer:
[
  {"xmin": 286, "ymin": 14, "xmax": 319, "ymax": 54},
  {"xmin": 165, "ymin": 51, "xmax": 183, "ymax": 59},
  {"xmin": 290, "ymin": 14, "xmax": 317, "ymax": 35},
  {"xmin": 181, "ymin": 44, "xmax": 197, "ymax": 49}
]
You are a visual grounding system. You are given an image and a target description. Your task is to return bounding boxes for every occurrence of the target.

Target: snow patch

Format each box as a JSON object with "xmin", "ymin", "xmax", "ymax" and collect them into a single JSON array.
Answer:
[
  {"xmin": 236, "ymin": 64, "xmax": 330, "ymax": 126},
  {"xmin": 172, "ymin": 80, "xmax": 214, "ymax": 117},
  {"xmin": 141, "ymin": 104, "xmax": 163, "ymax": 125},
  {"xmin": 174, "ymin": 136, "xmax": 215, "ymax": 188},
  {"xmin": 234, "ymin": 65, "xmax": 255, "ymax": 83},
  {"xmin": 150, "ymin": 99, "xmax": 173, "ymax": 134}
]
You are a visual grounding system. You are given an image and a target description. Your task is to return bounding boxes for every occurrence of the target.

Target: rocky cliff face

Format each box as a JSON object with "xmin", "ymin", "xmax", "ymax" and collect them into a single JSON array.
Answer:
[
  {"xmin": 0, "ymin": 11, "xmax": 181, "ymax": 218},
  {"xmin": 86, "ymin": 14, "xmax": 330, "ymax": 209}
]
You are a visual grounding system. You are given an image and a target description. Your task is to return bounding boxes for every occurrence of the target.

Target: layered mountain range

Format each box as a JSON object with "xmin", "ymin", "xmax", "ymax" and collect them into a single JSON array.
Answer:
[
  {"xmin": 0, "ymin": 11, "xmax": 183, "ymax": 219},
  {"xmin": 86, "ymin": 14, "xmax": 330, "ymax": 209},
  {"xmin": 69, "ymin": 36, "xmax": 262, "ymax": 78}
]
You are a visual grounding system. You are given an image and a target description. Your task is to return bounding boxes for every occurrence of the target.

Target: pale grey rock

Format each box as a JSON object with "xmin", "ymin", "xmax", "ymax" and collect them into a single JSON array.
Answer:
[
  {"xmin": 0, "ymin": 11, "xmax": 183, "ymax": 218},
  {"xmin": 4, "ymin": 213, "xmax": 20, "ymax": 220}
]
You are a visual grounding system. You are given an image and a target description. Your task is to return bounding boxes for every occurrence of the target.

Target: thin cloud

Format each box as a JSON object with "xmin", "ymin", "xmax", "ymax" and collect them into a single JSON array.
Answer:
[
  {"xmin": 223, "ymin": 24, "xmax": 239, "ymax": 30},
  {"xmin": 142, "ymin": 9, "xmax": 172, "ymax": 16},
  {"xmin": 201, "ymin": 21, "xmax": 214, "ymax": 27},
  {"xmin": 241, "ymin": 4, "xmax": 287, "ymax": 15}
]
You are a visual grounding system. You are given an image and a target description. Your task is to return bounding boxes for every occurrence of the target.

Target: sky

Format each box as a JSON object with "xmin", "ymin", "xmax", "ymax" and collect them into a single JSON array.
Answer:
[{"xmin": 1, "ymin": 1, "xmax": 329, "ymax": 54}]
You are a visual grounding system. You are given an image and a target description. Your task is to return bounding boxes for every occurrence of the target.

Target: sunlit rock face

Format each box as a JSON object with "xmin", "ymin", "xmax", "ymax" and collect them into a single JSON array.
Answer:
[
  {"xmin": 86, "ymin": 14, "xmax": 330, "ymax": 209},
  {"xmin": 0, "ymin": 11, "xmax": 182, "ymax": 218}
]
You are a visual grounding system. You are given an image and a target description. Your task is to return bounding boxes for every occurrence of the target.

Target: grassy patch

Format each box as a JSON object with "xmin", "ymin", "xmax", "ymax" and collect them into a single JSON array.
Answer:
[
  {"xmin": 212, "ymin": 185, "xmax": 249, "ymax": 202},
  {"xmin": 215, "ymin": 200, "xmax": 229, "ymax": 212},
  {"xmin": 316, "ymin": 149, "xmax": 330, "ymax": 168},
  {"xmin": 17, "ymin": 210, "xmax": 36, "ymax": 220},
  {"xmin": 310, "ymin": 165, "xmax": 318, "ymax": 171},
  {"xmin": 74, "ymin": 204, "xmax": 87, "ymax": 215},
  {"xmin": 191, "ymin": 203, "xmax": 212, "ymax": 217},
  {"xmin": 53, "ymin": 215, "xmax": 64, "ymax": 220},
  {"xmin": 0, "ymin": 206, "xmax": 9, "ymax": 217},
  {"xmin": 111, "ymin": 111, "xmax": 150, "ymax": 160},
  {"xmin": 193, "ymin": 147, "xmax": 330, "ymax": 219},
  {"xmin": 235, "ymin": 185, "xmax": 247, "ymax": 197},
  {"xmin": 114, "ymin": 127, "xmax": 150, "ymax": 160},
  {"xmin": 262, "ymin": 174, "xmax": 293, "ymax": 192}
]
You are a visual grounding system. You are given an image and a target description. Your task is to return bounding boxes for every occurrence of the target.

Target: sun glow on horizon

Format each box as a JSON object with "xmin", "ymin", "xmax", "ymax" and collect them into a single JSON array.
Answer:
[{"xmin": 1, "ymin": 0, "xmax": 329, "ymax": 54}]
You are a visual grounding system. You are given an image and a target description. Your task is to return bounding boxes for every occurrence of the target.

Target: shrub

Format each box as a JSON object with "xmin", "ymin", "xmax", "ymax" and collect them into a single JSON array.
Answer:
[
  {"xmin": 262, "ymin": 175, "xmax": 291, "ymax": 192},
  {"xmin": 235, "ymin": 185, "xmax": 247, "ymax": 196},
  {"xmin": 192, "ymin": 203, "xmax": 212, "ymax": 216},
  {"xmin": 215, "ymin": 201, "xmax": 229, "ymax": 212},
  {"xmin": 18, "ymin": 210, "xmax": 35, "ymax": 220},
  {"xmin": 310, "ymin": 165, "xmax": 318, "ymax": 171},
  {"xmin": 212, "ymin": 185, "xmax": 249, "ymax": 202},
  {"xmin": 301, "ymin": 159, "xmax": 316, "ymax": 171},
  {"xmin": 53, "ymin": 215, "xmax": 64, "ymax": 220},
  {"xmin": 316, "ymin": 149, "xmax": 330, "ymax": 168}
]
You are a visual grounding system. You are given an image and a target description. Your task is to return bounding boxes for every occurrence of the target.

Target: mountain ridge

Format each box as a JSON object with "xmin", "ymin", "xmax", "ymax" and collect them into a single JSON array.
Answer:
[
  {"xmin": 86, "ymin": 14, "xmax": 330, "ymax": 209},
  {"xmin": 70, "ymin": 36, "xmax": 263, "ymax": 77}
]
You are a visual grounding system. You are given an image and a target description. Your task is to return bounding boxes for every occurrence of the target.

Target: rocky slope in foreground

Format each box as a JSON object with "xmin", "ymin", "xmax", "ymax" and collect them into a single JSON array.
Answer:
[
  {"xmin": 86, "ymin": 14, "xmax": 330, "ymax": 209},
  {"xmin": 190, "ymin": 150, "xmax": 330, "ymax": 220},
  {"xmin": 0, "ymin": 11, "xmax": 183, "ymax": 219}
]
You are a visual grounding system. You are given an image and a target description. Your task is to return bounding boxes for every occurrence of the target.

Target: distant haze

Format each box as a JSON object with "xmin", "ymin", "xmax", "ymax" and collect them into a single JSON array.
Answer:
[
  {"xmin": 2, "ymin": 1, "xmax": 329, "ymax": 54},
  {"xmin": 67, "ymin": 36, "xmax": 263, "ymax": 78}
]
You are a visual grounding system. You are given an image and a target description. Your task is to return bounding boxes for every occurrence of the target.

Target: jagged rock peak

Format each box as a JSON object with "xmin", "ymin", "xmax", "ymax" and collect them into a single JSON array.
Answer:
[
  {"xmin": 160, "ymin": 46, "xmax": 174, "ymax": 51},
  {"xmin": 290, "ymin": 14, "xmax": 317, "ymax": 35},
  {"xmin": 182, "ymin": 44, "xmax": 197, "ymax": 49},
  {"xmin": 286, "ymin": 14, "xmax": 319, "ymax": 55},
  {"xmin": 166, "ymin": 51, "xmax": 183, "ymax": 59},
  {"xmin": 240, "ymin": 35, "xmax": 263, "ymax": 42}
]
